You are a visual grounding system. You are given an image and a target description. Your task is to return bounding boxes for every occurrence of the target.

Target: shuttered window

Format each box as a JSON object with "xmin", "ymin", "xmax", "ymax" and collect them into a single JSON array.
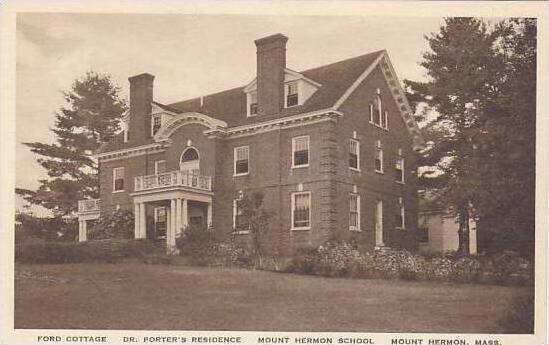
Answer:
[
  {"xmin": 234, "ymin": 146, "xmax": 249, "ymax": 175},
  {"xmin": 292, "ymin": 192, "xmax": 311, "ymax": 229},
  {"xmin": 349, "ymin": 139, "xmax": 360, "ymax": 170},
  {"xmin": 349, "ymin": 194, "xmax": 360, "ymax": 231},
  {"xmin": 113, "ymin": 167, "xmax": 124, "ymax": 192},
  {"xmin": 292, "ymin": 136, "xmax": 309, "ymax": 168}
]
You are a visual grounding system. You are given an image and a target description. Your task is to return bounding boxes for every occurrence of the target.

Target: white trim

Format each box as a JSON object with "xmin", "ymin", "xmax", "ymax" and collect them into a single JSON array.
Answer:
[
  {"xmin": 395, "ymin": 153, "xmax": 405, "ymax": 184},
  {"xmin": 396, "ymin": 201, "xmax": 406, "ymax": 230},
  {"xmin": 291, "ymin": 135, "xmax": 310, "ymax": 169},
  {"xmin": 333, "ymin": 52, "xmax": 386, "ymax": 109},
  {"xmin": 284, "ymin": 81, "xmax": 299, "ymax": 108},
  {"xmin": 291, "ymin": 191, "xmax": 311, "ymax": 231},
  {"xmin": 155, "ymin": 160, "xmax": 166, "ymax": 175},
  {"xmin": 179, "ymin": 146, "xmax": 200, "ymax": 171},
  {"xmin": 112, "ymin": 167, "xmax": 125, "ymax": 193},
  {"xmin": 154, "ymin": 112, "xmax": 228, "ymax": 141},
  {"xmin": 233, "ymin": 145, "xmax": 250, "ymax": 176},
  {"xmin": 349, "ymin": 138, "xmax": 360, "ymax": 171},
  {"xmin": 95, "ymin": 143, "xmax": 167, "ymax": 160},
  {"xmin": 349, "ymin": 193, "xmax": 361, "ymax": 231},
  {"xmin": 375, "ymin": 144, "xmax": 384, "ymax": 174}
]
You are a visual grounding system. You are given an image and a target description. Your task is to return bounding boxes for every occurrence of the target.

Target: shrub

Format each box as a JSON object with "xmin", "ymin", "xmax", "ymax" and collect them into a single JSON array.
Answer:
[
  {"xmin": 15, "ymin": 238, "xmax": 163, "ymax": 264},
  {"xmin": 286, "ymin": 241, "xmax": 533, "ymax": 286},
  {"xmin": 88, "ymin": 210, "xmax": 134, "ymax": 240}
]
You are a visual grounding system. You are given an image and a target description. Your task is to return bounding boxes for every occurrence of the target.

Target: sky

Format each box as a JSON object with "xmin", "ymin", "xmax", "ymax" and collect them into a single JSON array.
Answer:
[{"xmin": 15, "ymin": 13, "xmax": 445, "ymax": 213}]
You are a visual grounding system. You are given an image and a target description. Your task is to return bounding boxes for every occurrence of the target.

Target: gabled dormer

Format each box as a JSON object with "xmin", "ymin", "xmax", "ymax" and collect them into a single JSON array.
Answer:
[
  {"xmin": 243, "ymin": 68, "xmax": 321, "ymax": 117},
  {"xmin": 150, "ymin": 101, "xmax": 177, "ymax": 136}
]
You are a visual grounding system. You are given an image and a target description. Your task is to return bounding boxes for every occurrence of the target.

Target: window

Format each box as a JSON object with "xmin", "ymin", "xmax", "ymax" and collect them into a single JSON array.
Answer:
[
  {"xmin": 374, "ymin": 95, "xmax": 382, "ymax": 126},
  {"xmin": 249, "ymin": 91, "xmax": 258, "ymax": 116},
  {"xmin": 396, "ymin": 199, "xmax": 405, "ymax": 229},
  {"xmin": 113, "ymin": 167, "xmax": 124, "ymax": 192},
  {"xmin": 234, "ymin": 146, "xmax": 249, "ymax": 175},
  {"xmin": 349, "ymin": 194, "xmax": 361, "ymax": 231},
  {"xmin": 419, "ymin": 227, "xmax": 429, "ymax": 243},
  {"xmin": 383, "ymin": 110, "xmax": 388, "ymax": 130},
  {"xmin": 233, "ymin": 198, "xmax": 249, "ymax": 232},
  {"xmin": 286, "ymin": 82, "xmax": 299, "ymax": 107},
  {"xmin": 291, "ymin": 191, "xmax": 311, "ymax": 230},
  {"xmin": 292, "ymin": 136, "xmax": 309, "ymax": 168},
  {"xmin": 154, "ymin": 207, "xmax": 167, "ymax": 239},
  {"xmin": 375, "ymin": 141, "xmax": 383, "ymax": 173},
  {"xmin": 395, "ymin": 154, "xmax": 404, "ymax": 183},
  {"xmin": 155, "ymin": 160, "xmax": 166, "ymax": 175},
  {"xmin": 369, "ymin": 103, "xmax": 374, "ymax": 123},
  {"xmin": 349, "ymin": 139, "xmax": 360, "ymax": 171},
  {"xmin": 152, "ymin": 115, "xmax": 161, "ymax": 135}
]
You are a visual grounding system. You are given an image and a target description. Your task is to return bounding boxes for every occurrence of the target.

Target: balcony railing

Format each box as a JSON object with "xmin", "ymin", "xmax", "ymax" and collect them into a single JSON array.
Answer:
[
  {"xmin": 78, "ymin": 199, "xmax": 100, "ymax": 213},
  {"xmin": 134, "ymin": 170, "xmax": 212, "ymax": 192}
]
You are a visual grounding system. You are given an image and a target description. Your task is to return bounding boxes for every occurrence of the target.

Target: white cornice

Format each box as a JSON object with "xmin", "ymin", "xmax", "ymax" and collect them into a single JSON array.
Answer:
[{"xmin": 95, "ymin": 142, "xmax": 168, "ymax": 162}]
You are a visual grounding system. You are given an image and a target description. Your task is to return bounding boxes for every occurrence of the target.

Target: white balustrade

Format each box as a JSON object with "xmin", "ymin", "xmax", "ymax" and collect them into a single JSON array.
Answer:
[
  {"xmin": 78, "ymin": 199, "xmax": 100, "ymax": 213},
  {"xmin": 134, "ymin": 170, "xmax": 212, "ymax": 192}
]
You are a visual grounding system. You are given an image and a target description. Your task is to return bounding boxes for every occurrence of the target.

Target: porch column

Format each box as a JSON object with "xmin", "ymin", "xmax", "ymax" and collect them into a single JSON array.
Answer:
[
  {"xmin": 166, "ymin": 206, "xmax": 171, "ymax": 241},
  {"xmin": 134, "ymin": 203, "xmax": 141, "ymax": 239},
  {"xmin": 139, "ymin": 202, "xmax": 146, "ymax": 239},
  {"xmin": 78, "ymin": 220, "xmax": 87, "ymax": 242},
  {"xmin": 168, "ymin": 199, "xmax": 177, "ymax": 250},
  {"xmin": 181, "ymin": 199, "xmax": 188, "ymax": 231},
  {"xmin": 175, "ymin": 198, "xmax": 182, "ymax": 236},
  {"xmin": 206, "ymin": 202, "xmax": 212, "ymax": 229}
]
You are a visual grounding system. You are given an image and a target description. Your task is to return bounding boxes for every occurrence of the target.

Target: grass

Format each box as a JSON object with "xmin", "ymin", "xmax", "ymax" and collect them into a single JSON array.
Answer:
[{"xmin": 15, "ymin": 263, "xmax": 533, "ymax": 333}]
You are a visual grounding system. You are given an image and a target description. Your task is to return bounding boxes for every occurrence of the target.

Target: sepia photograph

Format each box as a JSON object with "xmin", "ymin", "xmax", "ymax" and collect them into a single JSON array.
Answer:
[{"xmin": 1, "ymin": 2, "xmax": 547, "ymax": 345}]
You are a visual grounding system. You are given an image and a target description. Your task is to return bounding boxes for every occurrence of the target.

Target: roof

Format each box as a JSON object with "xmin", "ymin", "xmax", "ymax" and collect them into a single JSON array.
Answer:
[{"xmin": 99, "ymin": 50, "xmax": 385, "ymax": 153}]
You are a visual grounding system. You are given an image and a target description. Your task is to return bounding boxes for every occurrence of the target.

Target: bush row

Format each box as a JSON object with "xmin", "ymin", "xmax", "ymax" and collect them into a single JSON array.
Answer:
[
  {"xmin": 15, "ymin": 238, "xmax": 167, "ymax": 264},
  {"xmin": 286, "ymin": 241, "xmax": 533, "ymax": 286}
]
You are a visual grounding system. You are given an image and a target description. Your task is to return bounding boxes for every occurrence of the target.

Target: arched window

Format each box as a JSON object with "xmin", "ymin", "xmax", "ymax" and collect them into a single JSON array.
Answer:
[
  {"xmin": 181, "ymin": 148, "xmax": 199, "ymax": 162},
  {"xmin": 180, "ymin": 147, "xmax": 200, "ymax": 172}
]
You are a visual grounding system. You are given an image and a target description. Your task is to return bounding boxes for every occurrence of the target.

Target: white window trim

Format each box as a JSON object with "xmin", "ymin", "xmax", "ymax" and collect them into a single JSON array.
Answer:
[
  {"xmin": 375, "ymin": 145, "xmax": 384, "ymax": 174},
  {"xmin": 155, "ymin": 160, "xmax": 166, "ymax": 175},
  {"xmin": 291, "ymin": 191, "xmax": 311, "ymax": 231},
  {"xmin": 369, "ymin": 103, "xmax": 374, "ymax": 124},
  {"xmin": 112, "ymin": 167, "xmax": 125, "ymax": 193},
  {"xmin": 285, "ymin": 81, "xmax": 299, "ymax": 108},
  {"xmin": 396, "ymin": 154, "xmax": 405, "ymax": 184},
  {"xmin": 246, "ymin": 91, "xmax": 258, "ymax": 118},
  {"xmin": 291, "ymin": 135, "xmax": 310, "ymax": 169},
  {"xmin": 233, "ymin": 146, "xmax": 250, "ymax": 176},
  {"xmin": 349, "ymin": 138, "xmax": 360, "ymax": 172},
  {"xmin": 232, "ymin": 199, "xmax": 250, "ymax": 234},
  {"xmin": 384, "ymin": 110, "xmax": 389, "ymax": 130},
  {"xmin": 349, "ymin": 193, "xmax": 361, "ymax": 232},
  {"xmin": 396, "ymin": 202, "xmax": 406, "ymax": 230},
  {"xmin": 151, "ymin": 114, "xmax": 162, "ymax": 136}
]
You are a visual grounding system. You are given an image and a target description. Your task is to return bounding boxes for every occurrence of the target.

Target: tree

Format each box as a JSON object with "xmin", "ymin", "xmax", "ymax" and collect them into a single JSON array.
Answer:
[
  {"xmin": 407, "ymin": 18, "xmax": 537, "ymax": 256},
  {"xmin": 406, "ymin": 18, "xmax": 502, "ymax": 256},
  {"xmin": 16, "ymin": 72, "xmax": 127, "ymax": 236},
  {"xmin": 236, "ymin": 192, "xmax": 271, "ymax": 269}
]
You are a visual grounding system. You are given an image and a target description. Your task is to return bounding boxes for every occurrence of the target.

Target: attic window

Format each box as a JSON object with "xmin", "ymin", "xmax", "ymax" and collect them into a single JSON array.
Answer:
[
  {"xmin": 152, "ymin": 115, "xmax": 161, "ymax": 135},
  {"xmin": 249, "ymin": 91, "xmax": 258, "ymax": 116},
  {"xmin": 286, "ymin": 82, "xmax": 298, "ymax": 107}
]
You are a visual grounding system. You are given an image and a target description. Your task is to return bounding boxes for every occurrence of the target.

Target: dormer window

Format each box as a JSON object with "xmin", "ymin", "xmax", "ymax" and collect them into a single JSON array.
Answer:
[
  {"xmin": 286, "ymin": 82, "xmax": 298, "ymax": 107},
  {"xmin": 249, "ymin": 91, "xmax": 258, "ymax": 116},
  {"xmin": 152, "ymin": 115, "xmax": 161, "ymax": 135}
]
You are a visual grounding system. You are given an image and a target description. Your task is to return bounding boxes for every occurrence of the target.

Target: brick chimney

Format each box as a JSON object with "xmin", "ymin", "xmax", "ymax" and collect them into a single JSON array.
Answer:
[
  {"xmin": 254, "ymin": 33, "xmax": 288, "ymax": 116},
  {"xmin": 128, "ymin": 73, "xmax": 154, "ymax": 141}
]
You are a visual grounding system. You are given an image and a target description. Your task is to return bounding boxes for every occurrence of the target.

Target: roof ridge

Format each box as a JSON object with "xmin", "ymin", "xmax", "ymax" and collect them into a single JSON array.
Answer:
[{"xmin": 166, "ymin": 49, "xmax": 385, "ymax": 109}]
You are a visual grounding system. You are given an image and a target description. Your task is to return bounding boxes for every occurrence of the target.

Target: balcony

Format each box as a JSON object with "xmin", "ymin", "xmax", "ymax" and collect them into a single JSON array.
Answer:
[
  {"xmin": 78, "ymin": 199, "xmax": 100, "ymax": 214},
  {"xmin": 134, "ymin": 170, "xmax": 212, "ymax": 192}
]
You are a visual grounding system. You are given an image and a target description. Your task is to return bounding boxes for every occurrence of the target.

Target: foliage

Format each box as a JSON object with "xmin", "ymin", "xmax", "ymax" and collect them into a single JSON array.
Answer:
[
  {"xmin": 236, "ymin": 192, "xmax": 272, "ymax": 268},
  {"xmin": 15, "ymin": 212, "xmax": 78, "ymax": 242},
  {"xmin": 15, "ymin": 238, "xmax": 163, "ymax": 264},
  {"xmin": 88, "ymin": 209, "xmax": 134, "ymax": 240},
  {"xmin": 16, "ymin": 72, "xmax": 127, "ymax": 237},
  {"xmin": 287, "ymin": 241, "xmax": 533, "ymax": 286},
  {"xmin": 406, "ymin": 18, "xmax": 536, "ymax": 256}
]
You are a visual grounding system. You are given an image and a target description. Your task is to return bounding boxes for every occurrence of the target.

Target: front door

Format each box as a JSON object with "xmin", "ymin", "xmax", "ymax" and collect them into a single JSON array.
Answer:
[{"xmin": 154, "ymin": 207, "xmax": 167, "ymax": 239}]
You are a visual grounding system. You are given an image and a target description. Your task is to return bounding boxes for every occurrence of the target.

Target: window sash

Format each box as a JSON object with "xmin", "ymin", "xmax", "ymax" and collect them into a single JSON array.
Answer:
[
  {"xmin": 377, "ymin": 96, "xmax": 383, "ymax": 125},
  {"xmin": 349, "ymin": 194, "xmax": 360, "ymax": 230},
  {"xmin": 234, "ymin": 146, "xmax": 249, "ymax": 175},
  {"xmin": 395, "ymin": 157, "xmax": 404, "ymax": 182},
  {"xmin": 292, "ymin": 136, "xmax": 309, "ymax": 167},
  {"xmin": 287, "ymin": 83, "xmax": 298, "ymax": 107},
  {"xmin": 155, "ymin": 160, "xmax": 166, "ymax": 175},
  {"xmin": 292, "ymin": 192, "xmax": 310, "ymax": 229},
  {"xmin": 113, "ymin": 168, "xmax": 124, "ymax": 191},
  {"xmin": 349, "ymin": 139, "xmax": 359, "ymax": 170},
  {"xmin": 375, "ymin": 148, "xmax": 383, "ymax": 172}
]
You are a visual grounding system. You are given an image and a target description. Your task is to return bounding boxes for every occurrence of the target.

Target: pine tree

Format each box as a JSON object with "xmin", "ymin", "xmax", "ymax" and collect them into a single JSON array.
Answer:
[
  {"xmin": 406, "ymin": 18, "xmax": 501, "ymax": 256},
  {"xmin": 17, "ymin": 72, "xmax": 127, "ymax": 222}
]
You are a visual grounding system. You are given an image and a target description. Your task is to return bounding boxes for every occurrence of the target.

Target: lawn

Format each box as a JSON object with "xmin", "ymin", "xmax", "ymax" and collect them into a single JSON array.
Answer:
[{"xmin": 14, "ymin": 263, "xmax": 532, "ymax": 332}]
